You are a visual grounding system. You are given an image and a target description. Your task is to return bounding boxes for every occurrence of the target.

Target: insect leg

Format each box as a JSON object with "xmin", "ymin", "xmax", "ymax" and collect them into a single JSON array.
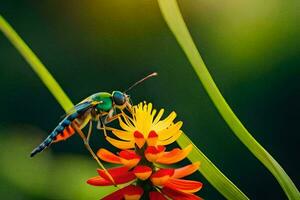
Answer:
[
  {"xmin": 121, "ymin": 110, "xmax": 134, "ymax": 122},
  {"xmin": 71, "ymin": 122, "xmax": 117, "ymax": 186},
  {"xmin": 97, "ymin": 108, "xmax": 116, "ymax": 137},
  {"xmin": 96, "ymin": 108, "xmax": 132, "ymax": 137},
  {"xmin": 104, "ymin": 108, "xmax": 127, "ymax": 124},
  {"xmin": 97, "ymin": 119, "xmax": 108, "ymax": 137},
  {"xmin": 125, "ymin": 101, "xmax": 133, "ymax": 112},
  {"xmin": 86, "ymin": 120, "xmax": 93, "ymax": 143},
  {"xmin": 104, "ymin": 114, "xmax": 122, "ymax": 124}
]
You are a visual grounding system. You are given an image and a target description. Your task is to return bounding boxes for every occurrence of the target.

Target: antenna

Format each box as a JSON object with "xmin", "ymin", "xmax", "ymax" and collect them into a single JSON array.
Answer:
[{"xmin": 124, "ymin": 72, "xmax": 158, "ymax": 93}]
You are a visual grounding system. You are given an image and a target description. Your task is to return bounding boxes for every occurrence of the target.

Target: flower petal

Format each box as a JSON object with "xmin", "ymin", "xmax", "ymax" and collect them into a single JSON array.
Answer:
[
  {"xmin": 173, "ymin": 162, "xmax": 200, "ymax": 179},
  {"xmin": 133, "ymin": 104, "xmax": 153, "ymax": 135},
  {"xmin": 119, "ymin": 117, "xmax": 135, "ymax": 132},
  {"xmin": 153, "ymin": 109, "xmax": 164, "ymax": 125},
  {"xmin": 101, "ymin": 187, "xmax": 124, "ymax": 200},
  {"xmin": 162, "ymin": 186, "xmax": 203, "ymax": 200},
  {"xmin": 87, "ymin": 166, "xmax": 135, "ymax": 186},
  {"xmin": 122, "ymin": 114, "xmax": 135, "ymax": 128},
  {"xmin": 156, "ymin": 144, "xmax": 192, "ymax": 164},
  {"xmin": 157, "ymin": 130, "xmax": 182, "ymax": 146},
  {"xmin": 157, "ymin": 121, "xmax": 183, "ymax": 141},
  {"xmin": 97, "ymin": 166, "xmax": 128, "ymax": 179},
  {"xmin": 147, "ymin": 130, "xmax": 158, "ymax": 146},
  {"xmin": 165, "ymin": 178, "xmax": 203, "ymax": 193},
  {"xmin": 133, "ymin": 165, "xmax": 152, "ymax": 180},
  {"xmin": 119, "ymin": 150, "xmax": 141, "ymax": 168},
  {"xmin": 151, "ymin": 168, "xmax": 174, "ymax": 186},
  {"xmin": 123, "ymin": 185, "xmax": 144, "ymax": 200},
  {"xmin": 153, "ymin": 111, "xmax": 177, "ymax": 132},
  {"xmin": 97, "ymin": 148, "xmax": 122, "ymax": 164},
  {"xmin": 134, "ymin": 131, "xmax": 146, "ymax": 148},
  {"xmin": 150, "ymin": 108, "xmax": 157, "ymax": 121},
  {"xmin": 145, "ymin": 146, "xmax": 166, "ymax": 162},
  {"xmin": 119, "ymin": 150, "xmax": 139, "ymax": 159},
  {"xmin": 120, "ymin": 158, "xmax": 140, "ymax": 169},
  {"xmin": 106, "ymin": 136, "xmax": 135, "ymax": 149},
  {"xmin": 102, "ymin": 185, "xmax": 143, "ymax": 200},
  {"xmin": 87, "ymin": 176, "xmax": 112, "ymax": 186},
  {"xmin": 149, "ymin": 191, "xmax": 168, "ymax": 200},
  {"xmin": 112, "ymin": 129, "xmax": 133, "ymax": 141}
]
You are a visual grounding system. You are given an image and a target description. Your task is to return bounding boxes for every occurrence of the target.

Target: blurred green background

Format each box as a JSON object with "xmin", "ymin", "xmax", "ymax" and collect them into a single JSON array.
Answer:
[{"xmin": 0, "ymin": 0, "xmax": 299, "ymax": 199}]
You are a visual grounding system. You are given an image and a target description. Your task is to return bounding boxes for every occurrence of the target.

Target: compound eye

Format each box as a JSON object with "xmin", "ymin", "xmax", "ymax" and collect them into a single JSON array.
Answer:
[{"xmin": 113, "ymin": 91, "xmax": 126, "ymax": 106}]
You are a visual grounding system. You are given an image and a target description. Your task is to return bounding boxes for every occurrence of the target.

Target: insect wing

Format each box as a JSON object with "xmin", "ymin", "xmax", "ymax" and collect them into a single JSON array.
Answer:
[{"xmin": 53, "ymin": 100, "xmax": 98, "ymax": 142}]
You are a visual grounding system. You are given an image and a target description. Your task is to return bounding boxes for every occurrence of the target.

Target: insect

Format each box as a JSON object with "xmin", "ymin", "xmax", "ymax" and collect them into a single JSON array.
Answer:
[{"xmin": 30, "ymin": 72, "xmax": 157, "ymax": 157}]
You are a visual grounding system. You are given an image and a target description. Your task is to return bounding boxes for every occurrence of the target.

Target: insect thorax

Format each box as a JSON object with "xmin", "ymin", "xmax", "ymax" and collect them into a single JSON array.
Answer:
[{"xmin": 91, "ymin": 92, "xmax": 113, "ymax": 112}]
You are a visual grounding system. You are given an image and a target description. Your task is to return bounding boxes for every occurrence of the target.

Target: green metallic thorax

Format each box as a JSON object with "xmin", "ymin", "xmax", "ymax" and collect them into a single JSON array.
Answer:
[{"xmin": 90, "ymin": 92, "xmax": 113, "ymax": 112}]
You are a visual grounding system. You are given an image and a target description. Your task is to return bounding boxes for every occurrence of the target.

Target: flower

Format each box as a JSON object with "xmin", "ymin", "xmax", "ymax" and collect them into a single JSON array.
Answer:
[
  {"xmin": 106, "ymin": 103, "xmax": 183, "ymax": 149},
  {"xmin": 87, "ymin": 103, "xmax": 203, "ymax": 200}
]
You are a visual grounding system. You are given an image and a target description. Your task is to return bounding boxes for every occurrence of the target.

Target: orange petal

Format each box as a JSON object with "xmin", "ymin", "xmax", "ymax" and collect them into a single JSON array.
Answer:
[
  {"xmin": 165, "ymin": 178, "xmax": 203, "ymax": 193},
  {"xmin": 124, "ymin": 185, "xmax": 144, "ymax": 200},
  {"xmin": 145, "ymin": 146, "xmax": 165, "ymax": 162},
  {"xmin": 102, "ymin": 188, "xmax": 123, "ymax": 200},
  {"xmin": 162, "ymin": 186, "xmax": 203, "ymax": 200},
  {"xmin": 149, "ymin": 191, "xmax": 168, "ymax": 200},
  {"xmin": 119, "ymin": 150, "xmax": 138, "ymax": 159},
  {"xmin": 156, "ymin": 144, "xmax": 192, "ymax": 164},
  {"xmin": 119, "ymin": 150, "xmax": 141, "ymax": 168},
  {"xmin": 173, "ymin": 162, "xmax": 200, "ymax": 179},
  {"xmin": 87, "ymin": 166, "xmax": 135, "ymax": 186},
  {"xmin": 133, "ymin": 165, "xmax": 152, "ymax": 180},
  {"xmin": 97, "ymin": 148, "xmax": 122, "ymax": 164},
  {"xmin": 87, "ymin": 176, "xmax": 112, "ymax": 186},
  {"xmin": 147, "ymin": 130, "xmax": 158, "ymax": 146},
  {"xmin": 120, "ymin": 158, "xmax": 140, "ymax": 169},
  {"xmin": 106, "ymin": 136, "xmax": 135, "ymax": 149},
  {"xmin": 150, "ymin": 168, "xmax": 174, "ymax": 186},
  {"xmin": 102, "ymin": 185, "xmax": 143, "ymax": 200},
  {"xmin": 97, "ymin": 166, "xmax": 129, "ymax": 179},
  {"xmin": 134, "ymin": 131, "xmax": 145, "ymax": 148}
]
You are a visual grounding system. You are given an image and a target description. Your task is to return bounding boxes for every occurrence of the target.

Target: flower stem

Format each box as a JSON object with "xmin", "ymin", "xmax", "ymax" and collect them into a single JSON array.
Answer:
[
  {"xmin": 0, "ymin": 15, "xmax": 73, "ymax": 112},
  {"xmin": 157, "ymin": 0, "xmax": 300, "ymax": 199}
]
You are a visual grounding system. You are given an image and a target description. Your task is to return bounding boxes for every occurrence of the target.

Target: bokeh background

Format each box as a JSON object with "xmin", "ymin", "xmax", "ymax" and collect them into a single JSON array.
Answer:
[{"xmin": 0, "ymin": 0, "xmax": 299, "ymax": 199}]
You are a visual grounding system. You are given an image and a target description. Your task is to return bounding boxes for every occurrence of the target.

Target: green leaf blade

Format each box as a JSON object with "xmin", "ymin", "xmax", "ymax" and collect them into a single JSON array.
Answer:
[
  {"xmin": 178, "ymin": 133, "xmax": 249, "ymax": 200},
  {"xmin": 0, "ymin": 15, "xmax": 74, "ymax": 112},
  {"xmin": 157, "ymin": 0, "xmax": 300, "ymax": 199}
]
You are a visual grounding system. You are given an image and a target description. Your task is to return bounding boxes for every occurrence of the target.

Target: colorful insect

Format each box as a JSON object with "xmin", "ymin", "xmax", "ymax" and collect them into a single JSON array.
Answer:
[{"xmin": 30, "ymin": 72, "xmax": 157, "ymax": 157}]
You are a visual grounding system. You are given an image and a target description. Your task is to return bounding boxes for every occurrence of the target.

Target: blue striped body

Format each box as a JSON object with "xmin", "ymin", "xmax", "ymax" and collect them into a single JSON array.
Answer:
[{"xmin": 30, "ymin": 101, "xmax": 93, "ymax": 157}]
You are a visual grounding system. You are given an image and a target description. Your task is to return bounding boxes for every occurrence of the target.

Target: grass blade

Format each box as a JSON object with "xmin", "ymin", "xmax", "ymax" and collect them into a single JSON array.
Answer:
[
  {"xmin": 179, "ymin": 133, "xmax": 249, "ymax": 199},
  {"xmin": 157, "ymin": 0, "xmax": 300, "ymax": 199},
  {"xmin": 0, "ymin": 15, "xmax": 73, "ymax": 112}
]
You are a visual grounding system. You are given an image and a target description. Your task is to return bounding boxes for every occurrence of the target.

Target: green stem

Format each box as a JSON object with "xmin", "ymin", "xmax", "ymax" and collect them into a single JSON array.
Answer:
[
  {"xmin": 0, "ymin": 15, "xmax": 74, "ymax": 112},
  {"xmin": 157, "ymin": 0, "xmax": 300, "ymax": 199},
  {"xmin": 179, "ymin": 133, "xmax": 249, "ymax": 200}
]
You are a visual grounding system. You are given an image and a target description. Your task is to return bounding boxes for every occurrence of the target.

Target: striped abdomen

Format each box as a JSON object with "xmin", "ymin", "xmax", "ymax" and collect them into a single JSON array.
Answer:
[{"xmin": 30, "ymin": 112, "xmax": 79, "ymax": 157}]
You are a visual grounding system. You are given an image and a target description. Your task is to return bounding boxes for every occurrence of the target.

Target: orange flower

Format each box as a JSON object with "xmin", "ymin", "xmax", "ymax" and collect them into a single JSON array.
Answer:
[{"xmin": 87, "ymin": 103, "xmax": 203, "ymax": 199}]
